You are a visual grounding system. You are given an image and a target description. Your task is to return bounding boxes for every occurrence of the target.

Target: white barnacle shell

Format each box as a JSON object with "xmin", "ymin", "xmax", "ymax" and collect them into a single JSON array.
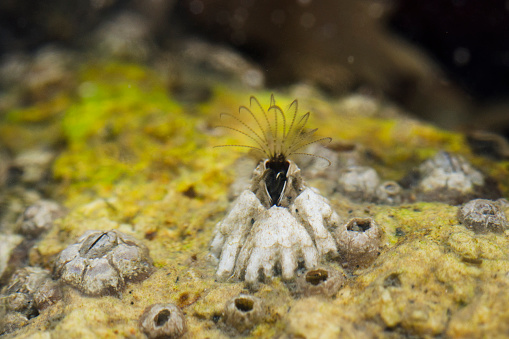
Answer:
[
  {"xmin": 211, "ymin": 160, "xmax": 338, "ymax": 284},
  {"xmin": 211, "ymin": 95, "xmax": 338, "ymax": 283},
  {"xmin": 413, "ymin": 151, "xmax": 495, "ymax": 204}
]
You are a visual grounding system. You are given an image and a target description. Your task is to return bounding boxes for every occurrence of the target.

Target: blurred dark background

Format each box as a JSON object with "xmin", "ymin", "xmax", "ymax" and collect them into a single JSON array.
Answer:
[{"xmin": 1, "ymin": 0, "xmax": 509, "ymax": 142}]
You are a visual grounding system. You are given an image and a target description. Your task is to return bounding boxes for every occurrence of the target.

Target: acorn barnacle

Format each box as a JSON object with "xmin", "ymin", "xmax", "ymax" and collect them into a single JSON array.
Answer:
[
  {"xmin": 53, "ymin": 229, "xmax": 154, "ymax": 296},
  {"xmin": 211, "ymin": 95, "xmax": 339, "ymax": 283}
]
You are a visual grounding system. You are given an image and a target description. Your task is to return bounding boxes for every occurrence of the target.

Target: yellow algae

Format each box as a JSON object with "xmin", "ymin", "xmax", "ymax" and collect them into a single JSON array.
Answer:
[{"xmin": 3, "ymin": 60, "xmax": 509, "ymax": 338}]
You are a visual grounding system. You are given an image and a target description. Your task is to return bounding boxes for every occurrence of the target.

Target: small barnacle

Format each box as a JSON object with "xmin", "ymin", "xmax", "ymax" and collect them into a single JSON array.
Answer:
[
  {"xmin": 0, "ymin": 266, "xmax": 61, "ymax": 333},
  {"xmin": 223, "ymin": 294, "xmax": 265, "ymax": 334},
  {"xmin": 337, "ymin": 166, "xmax": 380, "ymax": 202},
  {"xmin": 53, "ymin": 229, "xmax": 154, "ymax": 296},
  {"xmin": 458, "ymin": 199, "xmax": 508, "ymax": 234},
  {"xmin": 211, "ymin": 95, "xmax": 339, "ymax": 283},
  {"xmin": 375, "ymin": 181, "xmax": 403, "ymax": 205},
  {"xmin": 409, "ymin": 151, "xmax": 500, "ymax": 204},
  {"xmin": 334, "ymin": 217, "xmax": 382, "ymax": 269},
  {"xmin": 294, "ymin": 266, "xmax": 346, "ymax": 298},
  {"xmin": 139, "ymin": 303, "xmax": 187, "ymax": 339},
  {"xmin": 17, "ymin": 200, "xmax": 65, "ymax": 238}
]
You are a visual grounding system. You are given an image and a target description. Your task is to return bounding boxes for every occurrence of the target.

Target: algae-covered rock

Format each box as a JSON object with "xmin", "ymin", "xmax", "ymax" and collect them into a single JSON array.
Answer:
[{"xmin": 1, "ymin": 60, "xmax": 508, "ymax": 338}]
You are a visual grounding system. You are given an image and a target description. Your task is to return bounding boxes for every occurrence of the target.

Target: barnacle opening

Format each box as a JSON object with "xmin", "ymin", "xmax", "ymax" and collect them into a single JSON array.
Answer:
[
  {"xmin": 79, "ymin": 231, "xmax": 118, "ymax": 259},
  {"xmin": 346, "ymin": 218, "xmax": 372, "ymax": 232},
  {"xmin": 381, "ymin": 181, "xmax": 400, "ymax": 194},
  {"xmin": 305, "ymin": 269, "xmax": 329, "ymax": 286},
  {"xmin": 383, "ymin": 273, "xmax": 402, "ymax": 288},
  {"xmin": 234, "ymin": 297, "xmax": 254, "ymax": 312},
  {"xmin": 154, "ymin": 309, "xmax": 171, "ymax": 327},
  {"xmin": 263, "ymin": 157, "xmax": 290, "ymax": 206},
  {"xmin": 479, "ymin": 204, "xmax": 496, "ymax": 215}
]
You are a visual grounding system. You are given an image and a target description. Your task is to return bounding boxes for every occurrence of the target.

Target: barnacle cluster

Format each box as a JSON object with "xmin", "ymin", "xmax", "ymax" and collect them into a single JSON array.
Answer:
[
  {"xmin": 0, "ymin": 267, "xmax": 61, "ymax": 333},
  {"xmin": 53, "ymin": 229, "xmax": 154, "ymax": 296},
  {"xmin": 413, "ymin": 151, "xmax": 490, "ymax": 204},
  {"xmin": 211, "ymin": 95, "xmax": 383, "ymax": 284},
  {"xmin": 323, "ymin": 150, "xmax": 497, "ymax": 206}
]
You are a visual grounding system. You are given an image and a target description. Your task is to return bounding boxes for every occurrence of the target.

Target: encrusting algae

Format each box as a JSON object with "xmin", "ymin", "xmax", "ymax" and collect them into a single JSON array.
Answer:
[{"xmin": 1, "ymin": 61, "xmax": 509, "ymax": 338}]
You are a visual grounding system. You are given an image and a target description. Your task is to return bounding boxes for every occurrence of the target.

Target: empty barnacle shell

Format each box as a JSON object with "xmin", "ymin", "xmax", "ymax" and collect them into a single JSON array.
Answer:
[
  {"xmin": 337, "ymin": 166, "xmax": 380, "ymax": 201},
  {"xmin": 53, "ymin": 229, "xmax": 154, "ymax": 296},
  {"xmin": 334, "ymin": 217, "xmax": 383, "ymax": 269},
  {"xmin": 223, "ymin": 294, "xmax": 265, "ymax": 334},
  {"xmin": 139, "ymin": 303, "xmax": 187, "ymax": 339},
  {"xmin": 294, "ymin": 266, "xmax": 346, "ymax": 298},
  {"xmin": 458, "ymin": 199, "xmax": 508, "ymax": 234},
  {"xmin": 17, "ymin": 200, "xmax": 65, "ymax": 238}
]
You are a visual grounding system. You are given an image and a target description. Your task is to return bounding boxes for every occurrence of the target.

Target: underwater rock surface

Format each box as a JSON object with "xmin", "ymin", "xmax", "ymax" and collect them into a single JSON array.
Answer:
[{"xmin": 0, "ymin": 61, "xmax": 508, "ymax": 338}]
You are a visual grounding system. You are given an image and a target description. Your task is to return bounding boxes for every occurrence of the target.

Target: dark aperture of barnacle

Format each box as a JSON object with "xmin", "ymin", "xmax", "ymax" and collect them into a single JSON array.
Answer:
[
  {"xmin": 215, "ymin": 94, "xmax": 331, "ymax": 207},
  {"xmin": 222, "ymin": 294, "xmax": 265, "ymax": 334},
  {"xmin": 262, "ymin": 154, "xmax": 289, "ymax": 206},
  {"xmin": 293, "ymin": 266, "xmax": 346, "ymax": 298},
  {"xmin": 139, "ymin": 303, "xmax": 187, "ymax": 339}
]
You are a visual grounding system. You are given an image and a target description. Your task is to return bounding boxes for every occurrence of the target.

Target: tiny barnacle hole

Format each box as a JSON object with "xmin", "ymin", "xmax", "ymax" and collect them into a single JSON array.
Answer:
[
  {"xmin": 382, "ymin": 182, "xmax": 400, "ymax": 194},
  {"xmin": 305, "ymin": 269, "xmax": 329, "ymax": 286},
  {"xmin": 295, "ymin": 266, "xmax": 345, "ymax": 297},
  {"xmin": 154, "ymin": 309, "xmax": 171, "ymax": 327},
  {"xmin": 223, "ymin": 294, "xmax": 264, "ymax": 334},
  {"xmin": 234, "ymin": 296, "xmax": 254, "ymax": 312},
  {"xmin": 347, "ymin": 218, "xmax": 372, "ymax": 232}
]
